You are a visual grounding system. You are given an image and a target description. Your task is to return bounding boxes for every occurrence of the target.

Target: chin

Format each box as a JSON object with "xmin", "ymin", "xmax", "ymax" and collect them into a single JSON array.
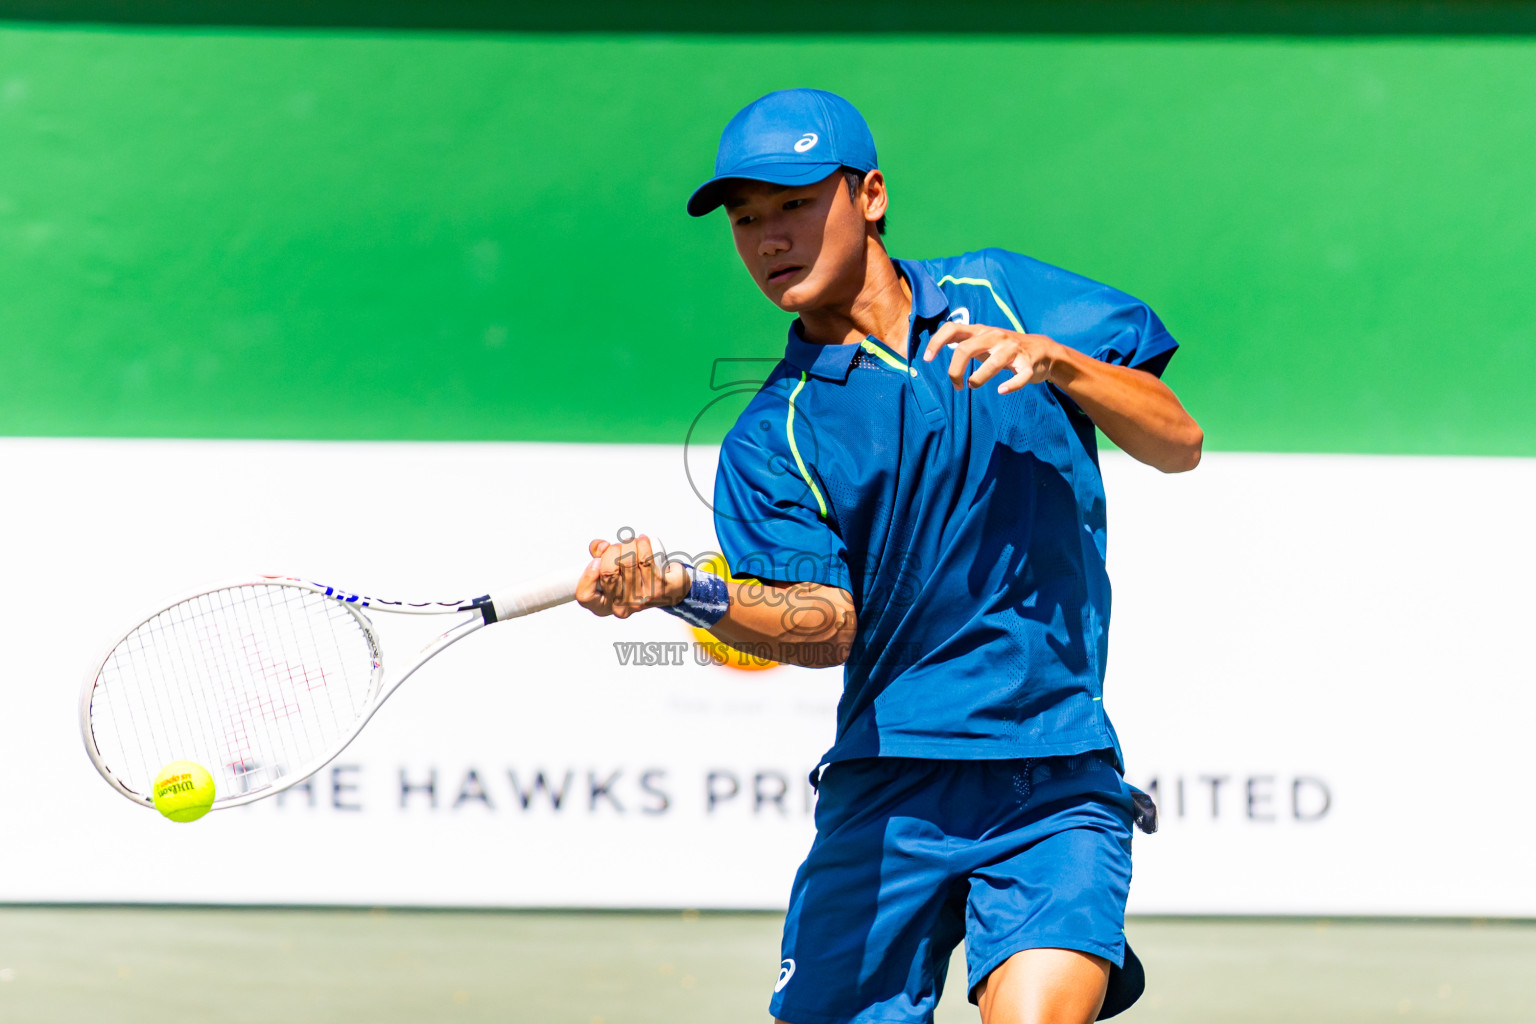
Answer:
[{"xmin": 772, "ymin": 278, "xmax": 825, "ymax": 313}]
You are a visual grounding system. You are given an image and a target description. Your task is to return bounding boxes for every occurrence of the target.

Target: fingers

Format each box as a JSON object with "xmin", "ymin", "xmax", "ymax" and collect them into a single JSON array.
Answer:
[
  {"xmin": 947, "ymin": 337, "xmax": 999, "ymax": 389},
  {"xmin": 1000, "ymin": 335, "xmax": 1055, "ymax": 393},
  {"xmin": 577, "ymin": 537, "xmax": 616, "ymax": 615},
  {"xmin": 600, "ymin": 540, "xmax": 631, "ymax": 619},
  {"xmin": 967, "ymin": 346, "xmax": 1017, "ymax": 389},
  {"xmin": 996, "ymin": 358, "xmax": 1038, "ymax": 394},
  {"xmin": 586, "ymin": 533, "xmax": 672, "ymax": 620},
  {"xmin": 931, "ymin": 326, "xmax": 1054, "ymax": 393},
  {"xmin": 614, "ymin": 535, "xmax": 656, "ymax": 619},
  {"xmin": 575, "ymin": 553, "xmax": 613, "ymax": 616},
  {"xmin": 924, "ymin": 321, "xmax": 971, "ymax": 362}
]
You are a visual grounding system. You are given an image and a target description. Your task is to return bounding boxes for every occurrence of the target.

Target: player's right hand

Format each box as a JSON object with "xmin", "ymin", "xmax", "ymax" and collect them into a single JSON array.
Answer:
[{"xmin": 576, "ymin": 533, "xmax": 690, "ymax": 619}]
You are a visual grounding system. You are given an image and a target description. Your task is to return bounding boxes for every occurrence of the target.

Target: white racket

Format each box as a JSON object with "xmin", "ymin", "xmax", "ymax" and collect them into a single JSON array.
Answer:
[{"xmin": 81, "ymin": 570, "xmax": 582, "ymax": 812}]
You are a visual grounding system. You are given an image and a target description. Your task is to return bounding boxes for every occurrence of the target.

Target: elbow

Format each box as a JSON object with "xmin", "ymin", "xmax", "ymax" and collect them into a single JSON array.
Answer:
[
  {"xmin": 788, "ymin": 603, "xmax": 858, "ymax": 668},
  {"xmin": 1160, "ymin": 425, "xmax": 1203, "ymax": 474},
  {"xmin": 806, "ymin": 622, "xmax": 861, "ymax": 669}
]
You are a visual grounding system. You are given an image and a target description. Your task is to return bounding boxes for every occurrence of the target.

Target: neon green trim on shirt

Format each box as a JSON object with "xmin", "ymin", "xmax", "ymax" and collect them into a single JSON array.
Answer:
[
  {"xmin": 937, "ymin": 275, "xmax": 1025, "ymax": 333},
  {"xmin": 858, "ymin": 338, "xmax": 909, "ymax": 374},
  {"xmin": 787, "ymin": 371, "xmax": 829, "ymax": 519}
]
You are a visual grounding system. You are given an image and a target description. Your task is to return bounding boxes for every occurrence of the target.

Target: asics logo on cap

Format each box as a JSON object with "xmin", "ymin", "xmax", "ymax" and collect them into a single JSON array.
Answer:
[
  {"xmin": 686, "ymin": 90, "xmax": 877, "ymax": 216},
  {"xmin": 775, "ymin": 958, "xmax": 796, "ymax": 991}
]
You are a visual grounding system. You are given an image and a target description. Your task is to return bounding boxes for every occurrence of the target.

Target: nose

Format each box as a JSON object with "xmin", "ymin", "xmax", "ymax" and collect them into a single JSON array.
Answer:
[{"xmin": 758, "ymin": 222, "xmax": 790, "ymax": 258}]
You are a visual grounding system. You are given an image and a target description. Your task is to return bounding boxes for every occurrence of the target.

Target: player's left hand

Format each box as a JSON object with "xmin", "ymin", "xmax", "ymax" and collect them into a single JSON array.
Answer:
[{"xmin": 923, "ymin": 322, "xmax": 1063, "ymax": 395}]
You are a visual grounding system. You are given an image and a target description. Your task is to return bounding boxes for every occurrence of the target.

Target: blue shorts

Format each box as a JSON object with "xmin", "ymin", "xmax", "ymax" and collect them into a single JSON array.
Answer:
[{"xmin": 770, "ymin": 752, "xmax": 1140, "ymax": 1024}]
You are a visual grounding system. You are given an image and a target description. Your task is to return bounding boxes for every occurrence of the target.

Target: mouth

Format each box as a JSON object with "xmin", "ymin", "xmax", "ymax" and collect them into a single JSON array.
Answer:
[{"xmin": 766, "ymin": 264, "xmax": 804, "ymax": 286}]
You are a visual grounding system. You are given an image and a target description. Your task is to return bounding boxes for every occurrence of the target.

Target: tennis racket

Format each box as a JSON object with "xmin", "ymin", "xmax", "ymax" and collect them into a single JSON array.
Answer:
[{"xmin": 80, "ymin": 569, "xmax": 584, "ymax": 812}]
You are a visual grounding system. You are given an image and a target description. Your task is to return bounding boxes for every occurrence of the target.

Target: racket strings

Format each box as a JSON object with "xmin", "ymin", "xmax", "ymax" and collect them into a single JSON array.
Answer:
[{"xmin": 89, "ymin": 585, "xmax": 377, "ymax": 802}]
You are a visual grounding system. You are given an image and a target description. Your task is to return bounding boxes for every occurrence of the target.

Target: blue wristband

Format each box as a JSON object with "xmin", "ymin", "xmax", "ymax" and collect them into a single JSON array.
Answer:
[{"xmin": 662, "ymin": 564, "xmax": 730, "ymax": 629}]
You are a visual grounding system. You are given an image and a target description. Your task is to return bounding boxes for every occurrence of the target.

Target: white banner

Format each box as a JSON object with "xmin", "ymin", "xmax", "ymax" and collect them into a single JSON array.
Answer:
[{"xmin": 3, "ymin": 439, "xmax": 1532, "ymax": 915}]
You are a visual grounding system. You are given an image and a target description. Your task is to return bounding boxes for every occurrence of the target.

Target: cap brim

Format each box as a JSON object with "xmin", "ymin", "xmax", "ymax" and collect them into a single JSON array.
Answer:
[{"xmin": 686, "ymin": 160, "xmax": 844, "ymax": 217}]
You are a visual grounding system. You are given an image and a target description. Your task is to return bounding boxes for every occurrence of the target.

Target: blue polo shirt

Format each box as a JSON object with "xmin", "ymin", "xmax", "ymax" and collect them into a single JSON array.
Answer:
[{"xmin": 713, "ymin": 248, "xmax": 1178, "ymax": 768}]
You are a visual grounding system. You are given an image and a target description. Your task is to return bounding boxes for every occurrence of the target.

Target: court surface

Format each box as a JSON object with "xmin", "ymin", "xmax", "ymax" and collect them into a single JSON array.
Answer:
[{"xmin": 1, "ymin": 908, "xmax": 1531, "ymax": 1023}]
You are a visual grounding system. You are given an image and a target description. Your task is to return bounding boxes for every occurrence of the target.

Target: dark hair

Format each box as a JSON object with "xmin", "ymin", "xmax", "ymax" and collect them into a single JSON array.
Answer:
[{"xmin": 843, "ymin": 168, "xmax": 887, "ymax": 236}]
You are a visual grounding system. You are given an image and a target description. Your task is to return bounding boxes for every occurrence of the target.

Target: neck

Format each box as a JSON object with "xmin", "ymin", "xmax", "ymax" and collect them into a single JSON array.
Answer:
[{"xmin": 796, "ymin": 239, "xmax": 913, "ymax": 357}]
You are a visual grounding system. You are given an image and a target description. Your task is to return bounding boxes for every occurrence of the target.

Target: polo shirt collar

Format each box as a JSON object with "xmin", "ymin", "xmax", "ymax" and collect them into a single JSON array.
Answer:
[
  {"xmin": 784, "ymin": 320, "xmax": 859, "ymax": 382},
  {"xmin": 782, "ymin": 257, "xmax": 951, "ymax": 383},
  {"xmin": 893, "ymin": 258, "xmax": 950, "ymax": 322}
]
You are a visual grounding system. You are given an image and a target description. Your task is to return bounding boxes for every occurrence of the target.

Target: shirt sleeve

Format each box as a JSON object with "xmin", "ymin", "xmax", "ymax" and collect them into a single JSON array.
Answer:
[
  {"xmin": 984, "ymin": 249, "xmax": 1180, "ymax": 378},
  {"xmin": 712, "ymin": 421, "xmax": 852, "ymax": 592}
]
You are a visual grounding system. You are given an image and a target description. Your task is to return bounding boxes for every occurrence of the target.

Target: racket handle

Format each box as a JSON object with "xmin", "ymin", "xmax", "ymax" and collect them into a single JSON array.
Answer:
[
  {"xmin": 486, "ymin": 569, "xmax": 583, "ymax": 622},
  {"xmin": 486, "ymin": 539, "xmax": 674, "ymax": 622}
]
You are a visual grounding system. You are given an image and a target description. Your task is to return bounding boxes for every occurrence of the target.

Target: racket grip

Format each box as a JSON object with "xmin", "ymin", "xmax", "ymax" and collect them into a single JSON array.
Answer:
[
  {"xmin": 486, "ymin": 539, "xmax": 674, "ymax": 622},
  {"xmin": 487, "ymin": 569, "xmax": 583, "ymax": 622}
]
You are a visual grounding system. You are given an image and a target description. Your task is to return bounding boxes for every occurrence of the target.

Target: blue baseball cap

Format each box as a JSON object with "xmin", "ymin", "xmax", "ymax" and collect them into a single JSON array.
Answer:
[{"xmin": 687, "ymin": 89, "xmax": 878, "ymax": 217}]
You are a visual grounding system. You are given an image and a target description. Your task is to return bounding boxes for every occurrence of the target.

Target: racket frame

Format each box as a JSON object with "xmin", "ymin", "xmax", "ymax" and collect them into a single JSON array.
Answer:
[{"xmin": 80, "ymin": 570, "xmax": 576, "ymax": 812}]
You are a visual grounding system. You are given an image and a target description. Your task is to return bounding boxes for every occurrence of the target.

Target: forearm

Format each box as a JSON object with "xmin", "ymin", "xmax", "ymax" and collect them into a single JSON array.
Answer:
[
  {"xmin": 704, "ymin": 578, "xmax": 857, "ymax": 669},
  {"xmin": 1046, "ymin": 345, "xmax": 1203, "ymax": 473},
  {"xmin": 577, "ymin": 536, "xmax": 858, "ymax": 667}
]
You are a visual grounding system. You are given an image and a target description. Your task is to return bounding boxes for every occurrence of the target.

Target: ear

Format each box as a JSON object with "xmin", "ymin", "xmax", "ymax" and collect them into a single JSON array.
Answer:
[{"xmin": 861, "ymin": 169, "xmax": 889, "ymax": 225}]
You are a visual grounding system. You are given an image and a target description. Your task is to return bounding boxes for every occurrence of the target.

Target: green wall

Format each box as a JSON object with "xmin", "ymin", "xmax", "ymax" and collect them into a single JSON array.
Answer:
[{"xmin": 2, "ymin": 24, "xmax": 1534, "ymax": 453}]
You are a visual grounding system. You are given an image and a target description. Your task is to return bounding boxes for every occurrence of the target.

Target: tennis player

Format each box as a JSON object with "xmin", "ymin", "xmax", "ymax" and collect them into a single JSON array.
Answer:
[{"xmin": 575, "ymin": 88, "xmax": 1202, "ymax": 1024}]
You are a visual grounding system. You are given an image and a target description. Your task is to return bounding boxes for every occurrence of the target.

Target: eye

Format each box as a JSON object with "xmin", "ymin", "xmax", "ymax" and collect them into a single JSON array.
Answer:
[
  {"xmin": 783, "ymin": 198, "xmax": 809, "ymax": 211},
  {"xmin": 734, "ymin": 214, "xmax": 755, "ymax": 226}
]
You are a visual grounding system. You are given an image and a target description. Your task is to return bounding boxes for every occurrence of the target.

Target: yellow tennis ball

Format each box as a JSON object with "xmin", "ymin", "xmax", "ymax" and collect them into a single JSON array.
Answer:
[{"xmin": 152, "ymin": 761, "xmax": 216, "ymax": 823}]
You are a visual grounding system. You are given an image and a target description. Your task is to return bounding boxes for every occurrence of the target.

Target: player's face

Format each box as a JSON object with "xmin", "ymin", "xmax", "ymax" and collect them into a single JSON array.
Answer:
[{"xmin": 723, "ymin": 172, "xmax": 871, "ymax": 313}]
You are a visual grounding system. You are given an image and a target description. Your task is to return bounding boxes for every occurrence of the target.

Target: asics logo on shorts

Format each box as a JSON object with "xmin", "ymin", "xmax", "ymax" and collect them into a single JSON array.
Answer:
[
  {"xmin": 775, "ymin": 958, "xmax": 796, "ymax": 991},
  {"xmin": 794, "ymin": 133, "xmax": 819, "ymax": 153}
]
